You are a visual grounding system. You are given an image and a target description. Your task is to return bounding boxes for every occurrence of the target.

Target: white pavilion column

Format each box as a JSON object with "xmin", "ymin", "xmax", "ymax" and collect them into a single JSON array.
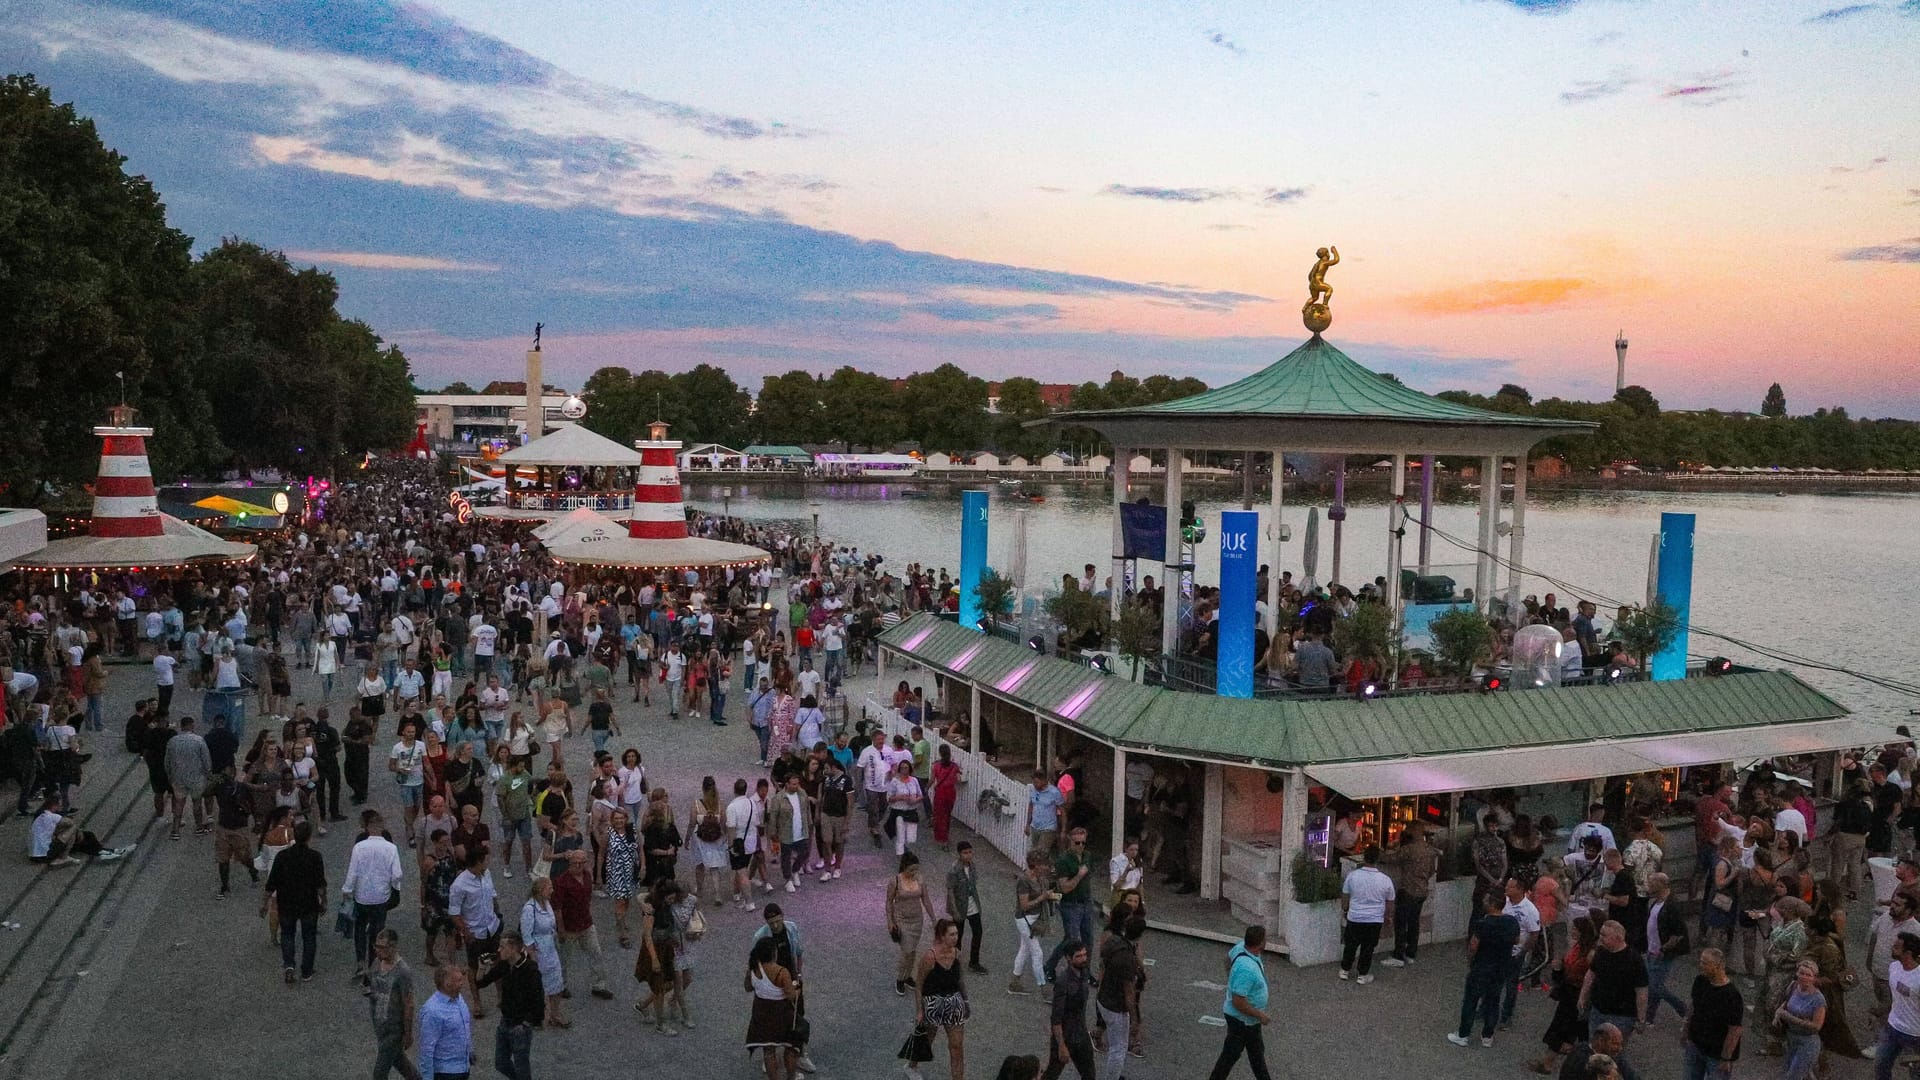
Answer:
[
  {"xmin": 1201, "ymin": 761, "xmax": 1224, "ymax": 900},
  {"xmin": 1265, "ymin": 449, "xmax": 1284, "ymax": 636},
  {"xmin": 1507, "ymin": 454, "xmax": 1529, "ymax": 610},
  {"xmin": 1386, "ymin": 453, "xmax": 1407, "ymax": 643},
  {"xmin": 1110, "ymin": 747, "xmax": 1129, "ymax": 856},
  {"xmin": 1161, "ymin": 450, "xmax": 1184, "ymax": 658},
  {"xmin": 1110, "ymin": 446, "xmax": 1131, "ymax": 621},
  {"xmin": 1475, "ymin": 455, "xmax": 1501, "ymax": 611}
]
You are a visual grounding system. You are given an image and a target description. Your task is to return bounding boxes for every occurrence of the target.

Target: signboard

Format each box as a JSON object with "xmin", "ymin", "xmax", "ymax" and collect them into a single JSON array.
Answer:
[
  {"xmin": 958, "ymin": 489, "xmax": 988, "ymax": 630},
  {"xmin": 1217, "ymin": 510, "xmax": 1257, "ymax": 698},
  {"xmin": 1652, "ymin": 512, "xmax": 1694, "ymax": 681}
]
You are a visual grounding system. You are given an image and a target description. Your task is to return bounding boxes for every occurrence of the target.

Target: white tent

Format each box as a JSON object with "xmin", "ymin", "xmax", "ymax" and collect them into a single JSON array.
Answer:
[
  {"xmin": 678, "ymin": 443, "xmax": 750, "ymax": 472},
  {"xmin": 535, "ymin": 507, "xmax": 768, "ymax": 571},
  {"xmin": 495, "ymin": 424, "xmax": 645, "ymax": 467}
]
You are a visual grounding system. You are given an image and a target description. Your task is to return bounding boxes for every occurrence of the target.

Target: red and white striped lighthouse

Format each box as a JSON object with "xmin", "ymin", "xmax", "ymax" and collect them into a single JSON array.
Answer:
[
  {"xmin": 629, "ymin": 419, "xmax": 687, "ymax": 540},
  {"xmin": 89, "ymin": 404, "xmax": 165, "ymax": 539}
]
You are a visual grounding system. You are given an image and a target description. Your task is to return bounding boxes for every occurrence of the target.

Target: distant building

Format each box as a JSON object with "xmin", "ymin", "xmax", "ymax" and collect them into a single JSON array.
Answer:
[
  {"xmin": 416, "ymin": 393, "xmax": 572, "ymax": 445},
  {"xmin": 985, "ymin": 381, "xmax": 1076, "ymax": 414}
]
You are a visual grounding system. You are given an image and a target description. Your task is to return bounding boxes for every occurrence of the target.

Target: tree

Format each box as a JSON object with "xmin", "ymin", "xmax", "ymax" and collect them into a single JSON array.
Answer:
[
  {"xmin": 1613, "ymin": 384, "xmax": 1661, "ymax": 420},
  {"xmin": 818, "ymin": 366, "xmax": 899, "ymax": 451},
  {"xmin": 1111, "ymin": 600, "xmax": 1160, "ymax": 679},
  {"xmin": 1427, "ymin": 606, "xmax": 1494, "ymax": 678},
  {"xmin": 1332, "ymin": 602, "xmax": 1400, "ymax": 678},
  {"xmin": 1043, "ymin": 584, "xmax": 1108, "ymax": 651},
  {"xmin": 1762, "ymin": 383, "xmax": 1787, "ymax": 418},
  {"xmin": 898, "ymin": 364, "xmax": 989, "ymax": 452},
  {"xmin": 992, "ymin": 376, "xmax": 1055, "ymax": 460},
  {"xmin": 973, "ymin": 569, "xmax": 1015, "ymax": 630},
  {"xmin": 438, "ymin": 380, "xmax": 478, "ymax": 395},
  {"xmin": 1496, "ymin": 383, "xmax": 1533, "ymax": 405},
  {"xmin": 581, "ymin": 366, "xmax": 685, "ymax": 446},
  {"xmin": 0, "ymin": 74, "xmax": 221, "ymax": 500},
  {"xmin": 671, "ymin": 364, "xmax": 750, "ymax": 446},
  {"xmin": 754, "ymin": 370, "xmax": 824, "ymax": 445},
  {"xmin": 1616, "ymin": 599, "xmax": 1682, "ymax": 672}
]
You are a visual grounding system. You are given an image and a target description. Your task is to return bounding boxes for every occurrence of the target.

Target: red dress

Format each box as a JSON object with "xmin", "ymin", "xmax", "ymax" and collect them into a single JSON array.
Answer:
[{"xmin": 931, "ymin": 759, "xmax": 961, "ymax": 843}]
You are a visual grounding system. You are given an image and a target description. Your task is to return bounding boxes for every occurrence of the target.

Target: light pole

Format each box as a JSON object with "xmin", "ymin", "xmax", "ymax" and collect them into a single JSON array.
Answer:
[
  {"xmin": 722, "ymin": 486, "xmax": 733, "ymax": 520},
  {"xmin": 808, "ymin": 500, "xmax": 821, "ymax": 543}
]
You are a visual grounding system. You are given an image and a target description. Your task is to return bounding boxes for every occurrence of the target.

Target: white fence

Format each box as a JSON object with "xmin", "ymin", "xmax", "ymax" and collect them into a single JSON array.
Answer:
[{"xmin": 861, "ymin": 693, "xmax": 1033, "ymax": 868}]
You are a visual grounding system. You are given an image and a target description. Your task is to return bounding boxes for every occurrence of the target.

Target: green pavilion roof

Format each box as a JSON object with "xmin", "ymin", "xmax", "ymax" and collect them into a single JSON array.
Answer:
[
  {"xmin": 1042, "ymin": 334, "xmax": 1595, "ymax": 456},
  {"xmin": 1064, "ymin": 335, "xmax": 1573, "ymax": 428},
  {"xmin": 876, "ymin": 614, "xmax": 1870, "ymax": 778}
]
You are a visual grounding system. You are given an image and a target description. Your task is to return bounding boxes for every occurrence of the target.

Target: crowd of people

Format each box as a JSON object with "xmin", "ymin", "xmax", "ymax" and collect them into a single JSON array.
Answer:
[
  {"xmin": 0, "ymin": 458, "xmax": 1272, "ymax": 1080},
  {"xmin": 1291, "ymin": 757, "xmax": 1920, "ymax": 1080}
]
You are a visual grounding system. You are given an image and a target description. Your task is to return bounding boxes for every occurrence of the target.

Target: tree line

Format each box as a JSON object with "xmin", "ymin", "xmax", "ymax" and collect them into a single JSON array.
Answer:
[
  {"xmin": 563, "ymin": 364, "xmax": 1208, "ymax": 459},
  {"xmin": 1436, "ymin": 383, "xmax": 1920, "ymax": 472},
  {"xmin": 0, "ymin": 76, "xmax": 417, "ymax": 506}
]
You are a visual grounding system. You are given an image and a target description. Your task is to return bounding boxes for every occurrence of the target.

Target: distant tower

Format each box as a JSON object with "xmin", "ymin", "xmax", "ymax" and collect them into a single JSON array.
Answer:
[
  {"xmin": 1614, "ymin": 330, "xmax": 1629, "ymax": 393},
  {"xmin": 524, "ymin": 329, "xmax": 545, "ymax": 443}
]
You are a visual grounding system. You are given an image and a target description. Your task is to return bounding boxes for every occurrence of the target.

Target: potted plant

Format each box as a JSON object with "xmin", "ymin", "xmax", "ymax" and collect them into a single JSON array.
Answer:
[
  {"xmin": 1427, "ymin": 606, "xmax": 1494, "ymax": 683},
  {"xmin": 973, "ymin": 568, "xmax": 1016, "ymax": 632},
  {"xmin": 1044, "ymin": 584, "xmax": 1108, "ymax": 652},
  {"xmin": 1285, "ymin": 851, "xmax": 1347, "ymax": 967},
  {"xmin": 1615, "ymin": 598, "xmax": 1681, "ymax": 672},
  {"xmin": 1109, "ymin": 601, "xmax": 1159, "ymax": 681},
  {"xmin": 1332, "ymin": 601, "xmax": 1401, "ymax": 686}
]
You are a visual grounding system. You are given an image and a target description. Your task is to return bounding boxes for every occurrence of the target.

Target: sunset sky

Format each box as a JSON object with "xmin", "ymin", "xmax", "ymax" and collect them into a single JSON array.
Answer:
[{"xmin": 10, "ymin": 0, "xmax": 1918, "ymax": 414}]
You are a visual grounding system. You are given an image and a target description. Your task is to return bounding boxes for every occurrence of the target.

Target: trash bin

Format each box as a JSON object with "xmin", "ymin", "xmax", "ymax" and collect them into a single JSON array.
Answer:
[{"xmin": 1871, "ymin": 856, "xmax": 1899, "ymax": 906}]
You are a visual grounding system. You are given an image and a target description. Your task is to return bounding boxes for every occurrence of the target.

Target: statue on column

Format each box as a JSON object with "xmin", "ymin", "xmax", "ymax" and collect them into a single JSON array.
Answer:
[{"xmin": 1302, "ymin": 246, "xmax": 1338, "ymax": 334}]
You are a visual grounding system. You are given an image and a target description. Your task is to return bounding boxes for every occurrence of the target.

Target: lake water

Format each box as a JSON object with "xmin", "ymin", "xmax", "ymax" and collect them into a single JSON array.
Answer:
[{"xmin": 683, "ymin": 480, "xmax": 1920, "ymax": 726}]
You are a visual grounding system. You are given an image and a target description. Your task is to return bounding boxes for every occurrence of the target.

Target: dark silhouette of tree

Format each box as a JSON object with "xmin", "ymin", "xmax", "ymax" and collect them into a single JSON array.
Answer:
[{"xmin": 1762, "ymin": 383, "xmax": 1787, "ymax": 418}]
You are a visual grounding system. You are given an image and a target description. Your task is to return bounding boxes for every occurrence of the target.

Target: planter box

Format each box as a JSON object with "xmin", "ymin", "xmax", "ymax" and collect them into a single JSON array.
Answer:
[
  {"xmin": 1283, "ymin": 899, "xmax": 1346, "ymax": 967},
  {"xmin": 1424, "ymin": 879, "xmax": 1475, "ymax": 946}
]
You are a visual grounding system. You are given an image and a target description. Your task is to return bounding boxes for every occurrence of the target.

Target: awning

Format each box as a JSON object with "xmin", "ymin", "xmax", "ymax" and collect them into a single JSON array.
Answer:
[
  {"xmin": 1306, "ymin": 718, "xmax": 1903, "ymax": 799},
  {"xmin": 1306, "ymin": 744, "xmax": 1655, "ymax": 799},
  {"xmin": 1621, "ymin": 717, "xmax": 1902, "ymax": 768}
]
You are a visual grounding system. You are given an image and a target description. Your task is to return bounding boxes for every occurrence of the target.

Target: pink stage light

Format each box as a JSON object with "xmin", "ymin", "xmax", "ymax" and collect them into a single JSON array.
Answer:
[
  {"xmin": 901, "ymin": 626, "xmax": 936, "ymax": 650},
  {"xmin": 1057, "ymin": 682, "xmax": 1101, "ymax": 720},
  {"xmin": 996, "ymin": 661, "xmax": 1036, "ymax": 693},
  {"xmin": 950, "ymin": 642, "xmax": 984, "ymax": 671}
]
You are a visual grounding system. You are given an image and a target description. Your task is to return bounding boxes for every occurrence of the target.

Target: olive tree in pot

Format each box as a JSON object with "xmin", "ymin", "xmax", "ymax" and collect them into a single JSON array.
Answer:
[
  {"xmin": 1043, "ymin": 585, "xmax": 1109, "ymax": 653},
  {"xmin": 1331, "ymin": 601, "xmax": 1401, "ymax": 686},
  {"xmin": 972, "ymin": 568, "xmax": 1016, "ymax": 633},
  {"xmin": 1427, "ymin": 606, "xmax": 1495, "ymax": 684},
  {"xmin": 1615, "ymin": 598, "xmax": 1682, "ymax": 673},
  {"xmin": 1109, "ymin": 601, "xmax": 1159, "ymax": 681}
]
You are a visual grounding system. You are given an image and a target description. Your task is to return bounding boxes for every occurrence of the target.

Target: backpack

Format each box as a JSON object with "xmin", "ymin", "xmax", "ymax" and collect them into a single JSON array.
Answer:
[{"xmin": 696, "ymin": 799, "xmax": 724, "ymax": 843}]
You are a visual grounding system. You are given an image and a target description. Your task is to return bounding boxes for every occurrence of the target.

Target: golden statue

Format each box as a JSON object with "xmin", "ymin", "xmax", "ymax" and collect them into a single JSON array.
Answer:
[{"xmin": 1302, "ymin": 245, "xmax": 1338, "ymax": 333}]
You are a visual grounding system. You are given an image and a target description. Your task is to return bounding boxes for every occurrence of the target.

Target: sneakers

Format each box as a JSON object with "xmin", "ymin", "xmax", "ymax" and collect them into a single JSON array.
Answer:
[
  {"xmin": 732, "ymin": 893, "xmax": 744, "ymax": 905},
  {"xmin": 1445, "ymin": 1033, "xmax": 1470, "ymax": 1047},
  {"xmin": 284, "ymin": 967, "xmax": 296, "ymax": 985},
  {"xmin": 831, "ymin": 869, "xmax": 842, "ymax": 879},
  {"xmin": 1007, "ymin": 978, "xmax": 1031, "ymax": 996},
  {"xmin": 760, "ymin": 881, "xmax": 775, "ymax": 893},
  {"xmin": 1338, "ymin": 969, "xmax": 1350, "ymax": 981},
  {"xmin": 1380, "ymin": 957, "xmax": 1407, "ymax": 968},
  {"xmin": 1481, "ymin": 1036, "xmax": 1495, "ymax": 1048},
  {"xmin": 97, "ymin": 845, "xmax": 135, "ymax": 862},
  {"xmin": 48, "ymin": 856, "xmax": 79, "ymax": 868},
  {"xmin": 796, "ymin": 1053, "xmax": 818, "ymax": 1073},
  {"xmin": 895, "ymin": 980, "xmax": 909, "ymax": 996},
  {"xmin": 1356, "ymin": 974, "xmax": 1374, "ymax": 985},
  {"xmin": 968, "ymin": 963, "xmax": 990, "ymax": 976},
  {"xmin": 819, "ymin": 871, "xmax": 833, "ymax": 883},
  {"xmin": 785, "ymin": 881, "xmax": 797, "ymax": 893}
]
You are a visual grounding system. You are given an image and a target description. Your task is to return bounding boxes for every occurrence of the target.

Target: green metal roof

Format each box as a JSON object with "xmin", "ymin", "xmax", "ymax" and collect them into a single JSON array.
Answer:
[
  {"xmin": 744, "ymin": 445, "xmax": 812, "ymax": 459},
  {"xmin": 1058, "ymin": 335, "xmax": 1582, "ymax": 429},
  {"xmin": 878, "ymin": 613, "xmax": 1852, "ymax": 768}
]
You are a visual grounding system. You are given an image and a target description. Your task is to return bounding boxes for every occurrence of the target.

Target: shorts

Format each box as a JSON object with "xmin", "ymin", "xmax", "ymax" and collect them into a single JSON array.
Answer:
[
  {"xmin": 214, "ymin": 826, "xmax": 253, "ymax": 863},
  {"xmin": 398, "ymin": 785, "xmax": 422, "ymax": 808},
  {"xmin": 171, "ymin": 782, "xmax": 207, "ymax": 802},
  {"xmin": 466, "ymin": 929, "xmax": 500, "ymax": 969},
  {"xmin": 503, "ymin": 816, "xmax": 534, "ymax": 842},
  {"xmin": 818, "ymin": 814, "xmax": 847, "ymax": 849},
  {"xmin": 729, "ymin": 839, "xmax": 753, "ymax": 871}
]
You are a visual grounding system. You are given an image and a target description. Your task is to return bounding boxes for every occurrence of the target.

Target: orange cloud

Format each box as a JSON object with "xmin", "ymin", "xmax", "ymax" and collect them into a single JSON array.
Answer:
[
  {"xmin": 284, "ymin": 250, "xmax": 501, "ymax": 272},
  {"xmin": 1401, "ymin": 277, "xmax": 1595, "ymax": 315}
]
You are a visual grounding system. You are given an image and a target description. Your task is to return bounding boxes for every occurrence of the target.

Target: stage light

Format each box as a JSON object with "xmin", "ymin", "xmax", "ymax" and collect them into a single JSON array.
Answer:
[
  {"xmin": 1705, "ymin": 657, "xmax": 1732, "ymax": 676},
  {"xmin": 1357, "ymin": 681, "xmax": 1380, "ymax": 700},
  {"xmin": 1026, "ymin": 635, "xmax": 1045, "ymax": 652},
  {"xmin": 1090, "ymin": 655, "xmax": 1112, "ymax": 674},
  {"xmin": 1479, "ymin": 673, "xmax": 1505, "ymax": 692},
  {"xmin": 1603, "ymin": 664, "xmax": 1626, "ymax": 683}
]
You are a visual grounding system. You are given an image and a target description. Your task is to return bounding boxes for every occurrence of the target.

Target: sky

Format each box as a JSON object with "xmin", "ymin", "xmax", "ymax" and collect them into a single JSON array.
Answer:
[{"xmin": 8, "ymin": 0, "xmax": 1919, "ymax": 415}]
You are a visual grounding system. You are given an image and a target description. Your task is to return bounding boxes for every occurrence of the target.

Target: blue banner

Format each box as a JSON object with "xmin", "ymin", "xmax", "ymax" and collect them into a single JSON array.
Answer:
[
  {"xmin": 1217, "ymin": 510, "xmax": 1257, "ymax": 698},
  {"xmin": 959, "ymin": 489, "xmax": 989, "ymax": 630},
  {"xmin": 1119, "ymin": 502, "xmax": 1166, "ymax": 562},
  {"xmin": 1651, "ymin": 512, "xmax": 1694, "ymax": 681}
]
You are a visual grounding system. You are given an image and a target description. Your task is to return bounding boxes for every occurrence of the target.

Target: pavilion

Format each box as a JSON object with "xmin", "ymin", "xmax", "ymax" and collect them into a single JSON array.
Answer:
[{"xmin": 474, "ymin": 423, "xmax": 647, "ymax": 521}]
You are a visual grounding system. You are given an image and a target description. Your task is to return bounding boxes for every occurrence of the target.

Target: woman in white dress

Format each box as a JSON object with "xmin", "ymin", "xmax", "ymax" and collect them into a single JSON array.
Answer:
[
  {"xmin": 687, "ymin": 776, "xmax": 731, "ymax": 908},
  {"xmin": 520, "ymin": 875, "xmax": 568, "ymax": 1027}
]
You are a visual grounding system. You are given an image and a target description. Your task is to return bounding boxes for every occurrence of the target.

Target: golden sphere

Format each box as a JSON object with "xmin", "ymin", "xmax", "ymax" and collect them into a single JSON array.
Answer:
[{"xmin": 1302, "ymin": 302, "xmax": 1332, "ymax": 334}]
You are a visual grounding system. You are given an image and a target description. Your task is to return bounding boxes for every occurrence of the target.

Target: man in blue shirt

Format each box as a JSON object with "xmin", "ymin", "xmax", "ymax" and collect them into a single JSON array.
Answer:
[
  {"xmin": 1207, "ymin": 925, "xmax": 1273, "ymax": 1080},
  {"xmin": 417, "ymin": 965, "xmax": 473, "ymax": 1079},
  {"xmin": 1447, "ymin": 889, "xmax": 1520, "ymax": 1048},
  {"xmin": 1026, "ymin": 771, "xmax": 1065, "ymax": 859}
]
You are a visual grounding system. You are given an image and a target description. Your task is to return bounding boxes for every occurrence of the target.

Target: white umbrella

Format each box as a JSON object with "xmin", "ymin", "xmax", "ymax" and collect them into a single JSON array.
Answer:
[{"xmin": 1301, "ymin": 506, "xmax": 1320, "ymax": 590}]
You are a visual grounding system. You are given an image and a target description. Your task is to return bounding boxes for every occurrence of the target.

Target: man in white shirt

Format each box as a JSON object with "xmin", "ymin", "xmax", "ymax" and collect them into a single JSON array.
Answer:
[
  {"xmin": 662, "ymin": 643, "xmax": 685, "ymax": 718},
  {"xmin": 1499, "ymin": 876, "xmax": 1543, "ymax": 1027},
  {"xmin": 725, "ymin": 779, "xmax": 760, "ymax": 908},
  {"xmin": 390, "ymin": 611, "xmax": 415, "ymax": 660},
  {"xmin": 446, "ymin": 845, "xmax": 501, "ymax": 1013},
  {"xmin": 1884, "ymin": 932, "xmax": 1920, "ymax": 1069},
  {"xmin": 342, "ymin": 810, "xmax": 406, "ymax": 978},
  {"xmin": 152, "ymin": 646, "xmax": 177, "ymax": 716},
  {"xmin": 392, "ymin": 658, "xmax": 426, "ymax": 713},
  {"xmin": 856, "ymin": 730, "xmax": 893, "ymax": 846},
  {"xmin": 478, "ymin": 675, "xmax": 511, "ymax": 742},
  {"xmin": 1773, "ymin": 793, "xmax": 1808, "ymax": 846},
  {"xmin": 1108, "ymin": 838, "xmax": 1144, "ymax": 905},
  {"xmin": 389, "ymin": 724, "xmax": 427, "ymax": 845},
  {"xmin": 1339, "ymin": 847, "xmax": 1396, "ymax": 984},
  {"xmin": 470, "ymin": 617, "xmax": 498, "ymax": 676},
  {"xmin": 1565, "ymin": 803, "xmax": 1617, "ymax": 854},
  {"xmin": 1869, "ymin": 894, "xmax": 1920, "ymax": 1016}
]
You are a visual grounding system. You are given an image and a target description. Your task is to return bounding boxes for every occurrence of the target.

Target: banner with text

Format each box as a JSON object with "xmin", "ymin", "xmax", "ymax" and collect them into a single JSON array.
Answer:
[
  {"xmin": 1218, "ymin": 510, "xmax": 1258, "ymax": 698},
  {"xmin": 959, "ymin": 489, "xmax": 989, "ymax": 630}
]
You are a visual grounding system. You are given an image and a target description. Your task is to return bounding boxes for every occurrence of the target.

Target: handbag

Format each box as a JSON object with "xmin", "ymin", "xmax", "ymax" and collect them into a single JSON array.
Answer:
[
  {"xmin": 897, "ymin": 1025, "xmax": 934, "ymax": 1064},
  {"xmin": 1711, "ymin": 891, "xmax": 1734, "ymax": 912},
  {"xmin": 684, "ymin": 907, "xmax": 708, "ymax": 941}
]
